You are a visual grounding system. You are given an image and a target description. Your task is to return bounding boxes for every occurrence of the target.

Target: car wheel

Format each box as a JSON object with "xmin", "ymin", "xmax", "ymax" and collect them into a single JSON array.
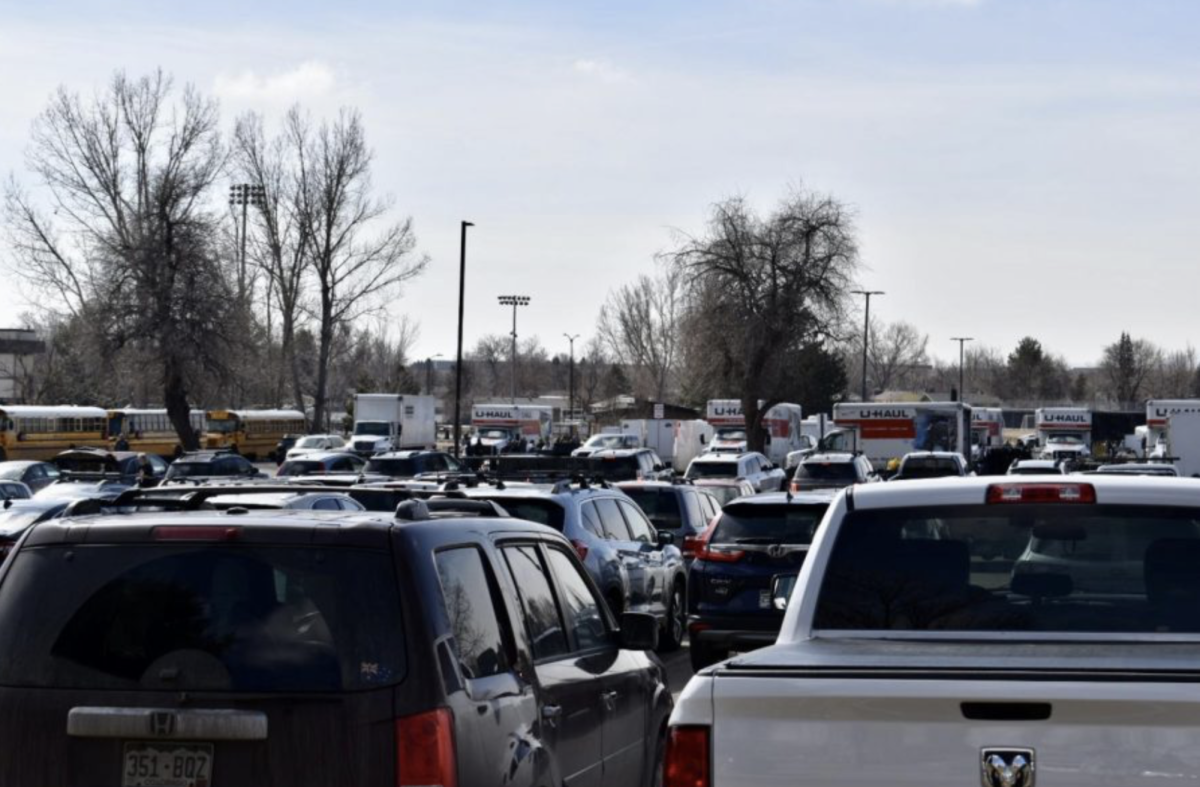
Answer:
[
  {"xmin": 689, "ymin": 639, "xmax": 728, "ymax": 673},
  {"xmin": 649, "ymin": 723, "xmax": 667, "ymax": 787},
  {"xmin": 658, "ymin": 581, "xmax": 685, "ymax": 653}
]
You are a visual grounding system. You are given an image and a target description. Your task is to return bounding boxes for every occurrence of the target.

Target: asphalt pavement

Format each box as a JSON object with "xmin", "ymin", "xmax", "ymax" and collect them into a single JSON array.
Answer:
[{"xmin": 663, "ymin": 642, "xmax": 696, "ymax": 701}]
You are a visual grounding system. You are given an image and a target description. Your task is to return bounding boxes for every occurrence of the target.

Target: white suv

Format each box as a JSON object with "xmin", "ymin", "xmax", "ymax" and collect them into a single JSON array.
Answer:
[{"xmin": 684, "ymin": 451, "xmax": 786, "ymax": 492}]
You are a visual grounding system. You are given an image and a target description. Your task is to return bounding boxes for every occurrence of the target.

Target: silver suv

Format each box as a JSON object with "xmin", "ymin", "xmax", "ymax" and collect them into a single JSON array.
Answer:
[{"xmin": 460, "ymin": 480, "xmax": 688, "ymax": 651}]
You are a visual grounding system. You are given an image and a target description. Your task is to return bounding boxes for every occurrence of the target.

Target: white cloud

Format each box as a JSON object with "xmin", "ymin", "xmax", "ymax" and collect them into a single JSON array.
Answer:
[
  {"xmin": 213, "ymin": 61, "xmax": 337, "ymax": 102},
  {"xmin": 572, "ymin": 59, "xmax": 631, "ymax": 84}
]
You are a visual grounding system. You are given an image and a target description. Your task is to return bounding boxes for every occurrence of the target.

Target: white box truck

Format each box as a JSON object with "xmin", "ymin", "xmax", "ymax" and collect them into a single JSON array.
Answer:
[
  {"xmin": 704, "ymin": 399, "xmax": 805, "ymax": 464},
  {"xmin": 970, "ymin": 407, "xmax": 1006, "ymax": 460},
  {"xmin": 1146, "ymin": 400, "xmax": 1200, "ymax": 457},
  {"xmin": 349, "ymin": 394, "xmax": 437, "ymax": 456},
  {"xmin": 470, "ymin": 404, "xmax": 553, "ymax": 455},
  {"xmin": 830, "ymin": 401, "xmax": 973, "ymax": 472},
  {"xmin": 1035, "ymin": 406, "xmax": 1092, "ymax": 462},
  {"xmin": 1163, "ymin": 410, "xmax": 1200, "ymax": 477}
]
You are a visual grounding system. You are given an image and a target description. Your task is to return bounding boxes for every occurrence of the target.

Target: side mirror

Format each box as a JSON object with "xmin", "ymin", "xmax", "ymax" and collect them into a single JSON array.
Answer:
[
  {"xmin": 656, "ymin": 530, "xmax": 675, "ymax": 547},
  {"xmin": 699, "ymin": 435, "xmax": 707, "ymax": 445},
  {"xmin": 619, "ymin": 612, "xmax": 659, "ymax": 651}
]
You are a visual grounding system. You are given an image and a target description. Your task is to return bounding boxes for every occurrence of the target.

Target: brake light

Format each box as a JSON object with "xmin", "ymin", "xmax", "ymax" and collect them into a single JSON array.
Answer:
[
  {"xmin": 571, "ymin": 538, "xmax": 589, "ymax": 561},
  {"xmin": 397, "ymin": 708, "xmax": 457, "ymax": 787},
  {"xmin": 664, "ymin": 725, "xmax": 710, "ymax": 787},
  {"xmin": 681, "ymin": 535, "xmax": 703, "ymax": 559},
  {"xmin": 152, "ymin": 526, "xmax": 241, "ymax": 541},
  {"xmin": 697, "ymin": 544, "xmax": 745, "ymax": 563},
  {"xmin": 986, "ymin": 483, "xmax": 1096, "ymax": 504}
]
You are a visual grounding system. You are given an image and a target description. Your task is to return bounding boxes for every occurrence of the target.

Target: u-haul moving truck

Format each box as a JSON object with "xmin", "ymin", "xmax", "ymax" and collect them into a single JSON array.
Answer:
[
  {"xmin": 1146, "ymin": 400, "xmax": 1200, "ymax": 457},
  {"xmin": 470, "ymin": 404, "xmax": 553, "ymax": 454},
  {"xmin": 1034, "ymin": 407, "xmax": 1092, "ymax": 461},
  {"xmin": 830, "ymin": 402, "xmax": 973, "ymax": 471},
  {"xmin": 970, "ymin": 407, "xmax": 1005, "ymax": 458},
  {"xmin": 704, "ymin": 399, "xmax": 804, "ymax": 464}
]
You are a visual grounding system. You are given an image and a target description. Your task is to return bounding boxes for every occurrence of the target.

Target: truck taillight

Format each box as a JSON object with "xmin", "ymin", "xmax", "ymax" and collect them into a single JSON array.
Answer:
[
  {"xmin": 664, "ymin": 725, "xmax": 710, "ymax": 787},
  {"xmin": 681, "ymin": 535, "xmax": 702, "ymax": 559},
  {"xmin": 697, "ymin": 544, "xmax": 745, "ymax": 563},
  {"xmin": 986, "ymin": 483, "xmax": 1096, "ymax": 504},
  {"xmin": 397, "ymin": 708, "xmax": 456, "ymax": 787}
]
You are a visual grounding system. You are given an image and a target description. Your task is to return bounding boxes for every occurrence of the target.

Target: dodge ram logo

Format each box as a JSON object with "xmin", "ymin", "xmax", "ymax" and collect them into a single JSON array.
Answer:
[{"xmin": 981, "ymin": 749, "xmax": 1035, "ymax": 787}]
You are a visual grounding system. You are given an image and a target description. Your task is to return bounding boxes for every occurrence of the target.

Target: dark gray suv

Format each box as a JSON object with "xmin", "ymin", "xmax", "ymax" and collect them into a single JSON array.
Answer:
[
  {"xmin": 462, "ymin": 480, "xmax": 689, "ymax": 650},
  {"xmin": 0, "ymin": 505, "xmax": 672, "ymax": 786}
]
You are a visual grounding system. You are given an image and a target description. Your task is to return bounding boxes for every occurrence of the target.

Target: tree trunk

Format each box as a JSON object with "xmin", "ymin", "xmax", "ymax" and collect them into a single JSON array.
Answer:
[
  {"xmin": 164, "ymin": 356, "xmax": 198, "ymax": 451},
  {"xmin": 312, "ymin": 297, "xmax": 334, "ymax": 433},
  {"xmin": 744, "ymin": 397, "xmax": 781, "ymax": 458}
]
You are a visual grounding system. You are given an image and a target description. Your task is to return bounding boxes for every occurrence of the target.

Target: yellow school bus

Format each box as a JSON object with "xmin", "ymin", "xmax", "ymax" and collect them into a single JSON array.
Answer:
[
  {"xmin": 0, "ymin": 405, "xmax": 109, "ymax": 462},
  {"xmin": 106, "ymin": 408, "xmax": 208, "ymax": 458},
  {"xmin": 205, "ymin": 409, "xmax": 307, "ymax": 461}
]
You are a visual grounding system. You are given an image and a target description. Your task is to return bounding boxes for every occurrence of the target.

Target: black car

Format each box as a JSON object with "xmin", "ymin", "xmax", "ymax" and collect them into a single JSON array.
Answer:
[
  {"xmin": 271, "ymin": 433, "xmax": 303, "ymax": 464},
  {"xmin": 0, "ymin": 460, "xmax": 62, "ymax": 493},
  {"xmin": 616, "ymin": 480, "xmax": 722, "ymax": 564},
  {"xmin": 363, "ymin": 450, "xmax": 467, "ymax": 480},
  {"xmin": 52, "ymin": 448, "xmax": 169, "ymax": 485},
  {"xmin": 161, "ymin": 450, "xmax": 265, "ymax": 484},
  {"xmin": 0, "ymin": 505, "xmax": 672, "ymax": 786},
  {"xmin": 687, "ymin": 490, "xmax": 836, "ymax": 671}
]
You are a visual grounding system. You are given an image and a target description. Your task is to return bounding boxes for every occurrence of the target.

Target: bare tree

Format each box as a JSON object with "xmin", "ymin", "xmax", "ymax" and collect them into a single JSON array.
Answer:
[
  {"xmin": 291, "ymin": 109, "xmax": 428, "ymax": 430},
  {"xmin": 5, "ymin": 71, "xmax": 232, "ymax": 447},
  {"xmin": 597, "ymin": 268, "xmax": 682, "ymax": 402},
  {"xmin": 669, "ymin": 190, "xmax": 858, "ymax": 453},
  {"xmin": 1100, "ymin": 332, "xmax": 1160, "ymax": 408}
]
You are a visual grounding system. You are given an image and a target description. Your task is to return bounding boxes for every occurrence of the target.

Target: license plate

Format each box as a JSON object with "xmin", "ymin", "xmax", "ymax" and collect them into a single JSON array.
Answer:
[{"xmin": 122, "ymin": 742, "xmax": 213, "ymax": 787}]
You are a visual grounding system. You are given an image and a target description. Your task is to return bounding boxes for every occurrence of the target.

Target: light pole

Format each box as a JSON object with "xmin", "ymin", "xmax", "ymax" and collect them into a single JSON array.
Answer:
[
  {"xmin": 498, "ymin": 295, "xmax": 531, "ymax": 404},
  {"xmin": 951, "ymin": 337, "xmax": 974, "ymax": 402},
  {"xmin": 228, "ymin": 184, "xmax": 265, "ymax": 304},
  {"xmin": 851, "ymin": 290, "xmax": 884, "ymax": 402},
  {"xmin": 453, "ymin": 221, "xmax": 473, "ymax": 459},
  {"xmin": 563, "ymin": 333, "xmax": 580, "ymax": 432}
]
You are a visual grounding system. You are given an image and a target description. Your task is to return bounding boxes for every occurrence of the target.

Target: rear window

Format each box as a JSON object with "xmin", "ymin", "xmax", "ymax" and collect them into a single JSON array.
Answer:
[
  {"xmin": 712, "ymin": 504, "xmax": 828, "ymax": 546},
  {"xmin": 897, "ymin": 458, "xmax": 961, "ymax": 478},
  {"xmin": 0, "ymin": 545, "xmax": 405, "ymax": 692},
  {"xmin": 795, "ymin": 462, "xmax": 857, "ymax": 481},
  {"xmin": 366, "ymin": 457, "xmax": 418, "ymax": 477},
  {"xmin": 814, "ymin": 504, "xmax": 1200, "ymax": 634},
  {"xmin": 478, "ymin": 497, "xmax": 566, "ymax": 530},
  {"xmin": 620, "ymin": 489, "xmax": 683, "ymax": 531},
  {"xmin": 686, "ymin": 461, "xmax": 739, "ymax": 479},
  {"xmin": 165, "ymin": 461, "xmax": 213, "ymax": 478}
]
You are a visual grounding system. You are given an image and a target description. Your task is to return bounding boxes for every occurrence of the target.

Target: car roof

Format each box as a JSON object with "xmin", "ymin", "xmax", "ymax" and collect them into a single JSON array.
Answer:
[
  {"xmin": 370, "ymin": 450, "xmax": 443, "ymax": 459},
  {"xmin": 727, "ymin": 490, "xmax": 838, "ymax": 506},
  {"xmin": 0, "ymin": 461, "xmax": 41, "ymax": 470},
  {"xmin": 21, "ymin": 509, "xmax": 562, "ymax": 548},
  {"xmin": 691, "ymin": 453, "xmax": 748, "ymax": 463},
  {"xmin": 588, "ymin": 448, "xmax": 649, "ymax": 457},
  {"xmin": 284, "ymin": 451, "xmax": 360, "ymax": 461},
  {"xmin": 901, "ymin": 451, "xmax": 964, "ymax": 460},
  {"xmin": 801, "ymin": 452, "xmax": 857, "ymax": 463},
  {"xmin": 848, "ymin": 475, "xmax": 1200, "ymax": 510},
  {"xmin": 1013, "ymin": 459, "xmax": 1058, "ymax": 467}
]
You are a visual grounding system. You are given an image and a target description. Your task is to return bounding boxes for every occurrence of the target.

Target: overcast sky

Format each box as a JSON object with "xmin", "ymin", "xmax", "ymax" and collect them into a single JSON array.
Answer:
[{"xmin": 2, "ymin": 0, "xmax": 1199, "ymax": 367}]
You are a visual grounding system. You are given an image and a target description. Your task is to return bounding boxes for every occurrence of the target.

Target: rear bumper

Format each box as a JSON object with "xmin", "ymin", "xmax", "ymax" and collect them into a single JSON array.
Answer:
[{"xmin": 688, "ymin": 614, "xmax": 782, "ymax": 650}]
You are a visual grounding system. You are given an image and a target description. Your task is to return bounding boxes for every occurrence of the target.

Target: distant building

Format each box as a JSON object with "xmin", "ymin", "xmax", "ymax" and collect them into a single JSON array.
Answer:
[{"xmin": 0, "ymin": 328, "xmax": 45, "ymax": 403}]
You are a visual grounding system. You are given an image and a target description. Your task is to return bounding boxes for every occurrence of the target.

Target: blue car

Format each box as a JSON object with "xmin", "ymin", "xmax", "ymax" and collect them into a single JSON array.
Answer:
[{"xmin": 687, "ymin": 490, "xmax": 836, "ymax": 671}]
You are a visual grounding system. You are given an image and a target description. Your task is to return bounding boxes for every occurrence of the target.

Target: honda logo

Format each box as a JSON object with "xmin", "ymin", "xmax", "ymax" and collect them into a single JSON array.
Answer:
[
  {"xmin": 148, "ymin": 711, "xmax": 176, "ymax": 738},
  {"xmin": 981, "ymin": 748, "xmax": 1035, "ymax": 787},
  {"xmin": 766, "ymin": 544, "xmax": 788, "ymax": 559}
]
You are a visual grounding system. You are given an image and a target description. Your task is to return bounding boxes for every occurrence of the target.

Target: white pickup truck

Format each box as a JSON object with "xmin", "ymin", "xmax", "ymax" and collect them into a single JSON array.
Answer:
[{"xmin": 666, "ymin": 476, "xmax": 1200, "ymax": 787}]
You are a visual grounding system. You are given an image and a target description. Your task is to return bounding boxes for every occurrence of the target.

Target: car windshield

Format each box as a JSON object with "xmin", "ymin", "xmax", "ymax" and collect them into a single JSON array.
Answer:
[
  {"xmin": 353, "ymin": 422, "xmax": 389, "ymax": 437},
  {"xmin": 814, "ymin": 502, "xmax": 1200, "ymax": 634},
  {"xmin": 1009, "ymin": 465, "xmax": 1060, "ymax": 475},
  {"xmin": 478, "ymin": 428, "xmax": 513, "ymax": 440},
  {"xmin": 278, "ymin": 460, "xmax": 326, "ymax": 476},
  {"xmin": 165, "ymin": 461, "xmax": 214, "ymax": 478},
  {"xmin": 365, "ymin": 457, "xmax": 418, "ymax": 477},
  {"xmin": 686, "ymin": 461, "xmax": 740, "ymax": 479},
  {"xmin": 475, "ymin": 497, "xmax": 565, "ymax": 530},
  {"xmin": 585, "ymin": 434, "xmax": 632, "ymax": 449},
  {"xmin": 0, "ymin": 544, "xmax": 405, "ymax": 692},
  {"xmin": 795, "ymin": 462, "xmax": 857, "ymax": 481},
  {"xmin": 1046, "ymin": 433, "xmax": 1084, "ymax": 444},
  {"xmin": 716, "ymin": 429, "xmax": 747, "ymax": 442},
  {"xmin": 712, "ymin": 504, "xmax": 829, "ymax": 546},
  {"xmin": 295, "ymin": 436, "xmax": 326, "ymax": 448},
  {"xmin": 620, "ymin": 488, "xmax": 683, "ymax": 530},
  {"xmin": 896, "ymin": 458, "xmax": 961, "ymax": 479}
]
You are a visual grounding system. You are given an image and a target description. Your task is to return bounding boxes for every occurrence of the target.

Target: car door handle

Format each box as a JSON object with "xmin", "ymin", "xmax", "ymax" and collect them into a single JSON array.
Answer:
[
  {"xmin": 601, "ymin": 691, "xmax": 618, "ymax": 712},
  {"xmin": 541, "ymin": 705, "xmax": 562, "ymax": 726}
]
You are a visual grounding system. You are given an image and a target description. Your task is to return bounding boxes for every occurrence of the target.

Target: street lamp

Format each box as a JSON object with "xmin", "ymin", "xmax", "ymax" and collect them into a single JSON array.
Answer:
[
  {"xmin": 229, "ymin": 184, "xmax": 266, "ymax": 304},
  {"xmin": 851, "ymin": 290, "xmax": 884, "ymax": 402},
  {"xmin": 951, "ymin": 337, "xmax": 974, "ymax": 402},
  {"xmin": 453, "ymin": 221, "xmax": 473, "ymax": 459},
  {"xmin": 498, "ymin": 295, "xmax": 531, "ymax": 404},
  {"xmin": 563, "ymin": 333, "xmax": 580, "ymax": 432}
]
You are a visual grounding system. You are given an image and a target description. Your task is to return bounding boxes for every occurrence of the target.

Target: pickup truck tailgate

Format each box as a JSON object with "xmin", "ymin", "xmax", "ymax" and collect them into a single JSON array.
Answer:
[{"xmin": 712, "ymin": 675, "xmax": 1200, "ymax": 786}]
